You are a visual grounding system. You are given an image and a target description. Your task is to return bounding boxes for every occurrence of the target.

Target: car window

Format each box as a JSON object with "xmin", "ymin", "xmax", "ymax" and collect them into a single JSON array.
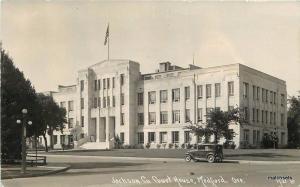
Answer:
[{"xmin": 198, "ymin": 145, "xmax": 204, "ymax": 150}]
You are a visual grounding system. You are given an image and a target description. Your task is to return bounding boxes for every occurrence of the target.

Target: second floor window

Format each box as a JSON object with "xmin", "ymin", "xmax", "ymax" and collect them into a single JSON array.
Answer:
[
  {"xmin": 243, "ymin": 82, "xmax": 249, "ymax": 98},
  {"xmin": 149, "ymin": 91, "xmax": 156, "ymax": 104},
  {"xmin": 197, "ymin": 85, "xmax": 203, "ymax": 99},
  {"xmin": 103, "ymin": 97, "xmax": 106, "ymax": 108},
  {"xmin": 215, "ymin": 83, "xmax": 221, "ymax": 97},
  {"xmin": 206, "ymin": 84, "xmax": 211, "ymax": 98},
  {"xmin": 121, "ymin": 113, "xmax": 125, "ymax": 125},
  {"xmin": 93, "ymin": 97, "xmax": 97, "ymax": 108},
  {"xmin": 120, "ymin": 74, "xmax": 125, "ymax": 85},
  {"xmin": 185, "ymin": 109, "xmax": 190, "ymax": 122},
  {"xmin": 112, "ymin": 77, "xmax": 115, "ymax": 88},
  {"xmin": 103, "ymin": 79, "xmax": 106, "ymax": 89},
  {"xmin": 68, "ymin": 118, "xmax": 74, "ymax": 128},
  {"xmin": 172, "ymin": 110, "xmax": 180, "ymax": 123},
  {"xmin": 112, "ymin": 96, "xmax": 115, "ymax": 107},
  {"xmin": 137, "ymin": 92, "xmax": 144, "ymax": 105},
  {"xmin": 160, "ymin": 111, "xmax": 168, "ymax": 124},
  {"xmin": 94, "ymin": 80, "xmax": 97, "ymax": 91},
  {"xmin": 121, "ymin": 93, "xmax": 125, "ymax": 105},
  {"xmin": 107, "ymin": 96, "xmax": 110, "ymax": 107},
  {"xmin": 197, "ymin": 108, "xmax": 202, "ymax": 122},
  {"xmin": 80, "ymin": 80, "xmax": 84, "ymax": 91},
  {"xmin": 138, "ymin": 113, "xmax": 144, "ymax": 125},
  {"xmin": 185, "ymin": 86, "xmax": 190, "ymax": 100},
  {"xmin": 160, "ymin": 90, "xmax": 168, "ymax": 103},
  {"xmin": 228, "ymin": 81, "xmax": 234, "ymax": 96},
  {"xmin": 172, "ymin": 88, "xmax": 180, "ymax": 102},
  {"xmin": 107, "ymin": 78, "xmax": 110, "ymax": 89},
  {"xmin": 68, "ymin": 101, "xmax": 74, "ymax": 111},
  {"xmin": 281, "ymin": 94, "xmax": 285, "ymax": 106},
  {"xmin": 80, "ymin": 98, "xmax": 84, "ymax": 109},
  {"xmin": 98, "ymin": 79, "xmax": 101, "ymax": 90},
  {"xmin": 149, "ymin": 112, "xmax": 156, "ymax": 124},
  {"xmin": 81, "ymin": 116, "xmax": 84, "ymax": 127}
]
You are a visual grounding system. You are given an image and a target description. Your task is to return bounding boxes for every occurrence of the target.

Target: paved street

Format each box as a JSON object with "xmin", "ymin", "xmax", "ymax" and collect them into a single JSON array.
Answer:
[{"xmin": 3, "ymin": 155, "xmax": 300, "ymax": 187}]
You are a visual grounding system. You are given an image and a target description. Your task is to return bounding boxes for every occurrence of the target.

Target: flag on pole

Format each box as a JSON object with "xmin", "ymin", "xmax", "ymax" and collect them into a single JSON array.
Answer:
[{"xmin": 104, "ymin": 24, "xmax": 109, "ymax": 45}]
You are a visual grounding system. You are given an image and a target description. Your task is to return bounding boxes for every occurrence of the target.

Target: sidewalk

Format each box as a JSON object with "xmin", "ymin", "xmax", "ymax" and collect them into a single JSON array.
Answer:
[{"xmin": 1, "ymin": 163, "xmax": 70, "ymax": 180}]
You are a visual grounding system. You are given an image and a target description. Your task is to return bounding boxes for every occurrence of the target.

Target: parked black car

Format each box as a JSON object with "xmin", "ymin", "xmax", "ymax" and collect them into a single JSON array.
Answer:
[{"xmin": 185, "ymin": 144, "xmax": 223, "ymax": 163}]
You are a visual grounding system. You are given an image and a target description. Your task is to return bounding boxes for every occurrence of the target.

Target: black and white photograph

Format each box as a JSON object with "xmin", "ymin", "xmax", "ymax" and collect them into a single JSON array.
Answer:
[{"xmin": 1, "ymin": 1, "xmax": 300, "ymax": 187}]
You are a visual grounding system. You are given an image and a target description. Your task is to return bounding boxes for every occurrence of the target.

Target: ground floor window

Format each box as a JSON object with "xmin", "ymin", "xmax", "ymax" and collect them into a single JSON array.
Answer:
[
  {"xmin": 120, "ymin": 132, "xmax": 124, "ymax": 144},
  {"xmin": 53, "ymin": 135, "xmax": 57, "ymax": 145},
  {"xmin": 80, "ymin": 133, "xmax": 84, "ymax": 139},
  {"xmin": 243, "ymin": 129, "xmax": 249, "ymax": 143},
  {"xmin": 137, "ymin": 132, "xmax": 144, "ymax": 144},
  {"xmin": 172, "ymin": 131, "xmax": 179, "ymax": 143},
  {"xmin": 281, "ymin": 132, "xmax": 285, "ymax": 145},
  {"xmin": 160, "ymin": 132, "xmax": 167, "ymax": 143},
  {"xmin": 60, "ymin": 135, "xmax": 65, "ymax": 145},
  {"xmin": 148, "ymin": 132, "xmax": 155, "ymax": 143},
  {"xmin": 184, "ymin": 131, "xmax": 190, "ymax": 143},
  {"xmin": 253, "ymin": 130, "xmax": 257, "ymax": 145},
  {"xmin": 68, "ymin": 135, "xmax": 73, "ymax": 144}
]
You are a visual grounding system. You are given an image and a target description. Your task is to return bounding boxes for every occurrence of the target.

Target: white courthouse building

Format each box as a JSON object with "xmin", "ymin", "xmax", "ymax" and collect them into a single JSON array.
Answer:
[{"xmin": 42, "ymin": 60, "xmax": 287, "ymax": 149}]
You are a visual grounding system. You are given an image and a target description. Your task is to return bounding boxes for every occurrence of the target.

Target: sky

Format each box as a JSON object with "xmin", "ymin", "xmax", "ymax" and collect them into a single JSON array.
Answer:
[{"xmin": 1, "ymin": 1, "xmax": 300, "ymax": 96}]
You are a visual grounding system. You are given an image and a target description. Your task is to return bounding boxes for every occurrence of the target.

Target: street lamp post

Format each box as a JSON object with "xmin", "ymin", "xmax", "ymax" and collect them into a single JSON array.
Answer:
[{"xmin": 16, "ymin": 109, "xmax": 33, "ymax": 174}]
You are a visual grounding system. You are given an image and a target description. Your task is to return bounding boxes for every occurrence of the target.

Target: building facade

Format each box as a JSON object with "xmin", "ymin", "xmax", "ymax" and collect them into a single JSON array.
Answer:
[{"xmin": 42, "ymin": 60, "xmax": 287, "ymax": 149}]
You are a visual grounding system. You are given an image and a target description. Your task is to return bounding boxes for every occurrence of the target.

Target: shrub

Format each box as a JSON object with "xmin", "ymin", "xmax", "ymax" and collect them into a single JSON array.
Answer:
[
  {"xmin": 168, "ymin": 143, "xmax": 174, "ymax": 149},
  {"xmin": 162, "ymin": 143, "xmax": 167, "ymax": 149},
  {"xmin": 174, "ymin": 144, "xmax": 179, "ymax": 149},
  {"xmin": 156, "ymin": 144, "xmax": 161, "ymax": 149},
  {"xmin": 146, "ymin": 143, "xmax": 151, "ymax": 149},
  {"xmin": 181, "ymin": 143, "xmax": 185, "ymax": 149}
]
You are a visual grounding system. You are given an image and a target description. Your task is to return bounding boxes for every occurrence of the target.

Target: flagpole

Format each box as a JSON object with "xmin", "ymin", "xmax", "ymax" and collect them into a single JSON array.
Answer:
[{"xmin": 108, "ymin": 28, "xmax": 110, "ymax": 60}]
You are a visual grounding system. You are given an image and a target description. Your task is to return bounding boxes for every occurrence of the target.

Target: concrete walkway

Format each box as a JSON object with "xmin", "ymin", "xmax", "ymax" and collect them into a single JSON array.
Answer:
[{"xmin": 1, "ymin": 163, "xmax": 70, "ymax": 180}]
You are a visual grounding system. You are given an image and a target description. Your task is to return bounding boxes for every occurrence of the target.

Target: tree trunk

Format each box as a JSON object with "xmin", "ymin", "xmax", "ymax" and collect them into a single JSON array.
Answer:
[
  {"xmin": 214, "ymin": 132, "xmax": 218, "ymax": 144},
  {"xmin": 43, "ymin": 134, "xmax": 48, "ymax": 152}
]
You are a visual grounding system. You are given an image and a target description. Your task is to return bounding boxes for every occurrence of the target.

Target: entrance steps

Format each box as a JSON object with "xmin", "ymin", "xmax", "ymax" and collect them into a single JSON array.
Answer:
[{"xmin": 80, "ymin": 142, "xmax": 109, "ymax": 150}]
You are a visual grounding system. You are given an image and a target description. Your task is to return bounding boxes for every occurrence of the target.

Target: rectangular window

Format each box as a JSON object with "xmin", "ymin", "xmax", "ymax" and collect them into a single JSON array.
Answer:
[
  {"xmin": 98, "ymin": 97, "xmax": 101, "ymax": 108},
  {"xmin": 228, "ymin": 81, "xmax": 234, "ymax": 96},
  {"xmin": 281, "ymin": 132, "xmax": 285, "ymax": 145},
  {"xmin": 94, "ymin": 97, "xmax": 97, "ymax": 108},
  {"xmin": 243, "ymin": 82, "xmax": 249, "ymax": 98},
  {"xmin": 197, "ymin": 108, "xmax": 202, "ymax": 122},
  {"xmin": 148, "ymin": 132, "xmax": 155, "ymax": 143},
  {"xmin": 112, "ymin": 77, "xmax": 115, "ymax": 88},
  {"xmin": 274, "ymin": 112, "xmax": 276, "ymax": 125},
  {"xmin": 228, "ymin": 106, "xmax": 234, "ymax": 111},
  {"xmin": 120, "ymin": 74, "xmax": 125, "ymax": 85},
  {"xmin": 243, "ymin": 129, "xmax": 249, "ymax": 143},
  {"xmin": 172, "ymin": 88, "xmax": 180, "ymax": 102},
  {"xmin": 160, "ymin": 111, "xmax": 168, "ymax": 124},
  {"xmin": 121, "ymin": 93, "xmax": 125, "ymax": 105},
  {"xmin": 274, "ymin": 92, "xmax": 276, "ymax": 104},
  {"xmin": 244, "ymin": 107, "xmax": 249, "ymax": 121},
  {"xmin": 149, "ymin": 91, "xmax": 156, "ymax": 104},
  {"xmin": 256, "ymin": 109, "xmax": 259, "ymax": 122},
  {"xmin": 262, "ymin": 88, "xmax": 265, "ymax": 102},
  {"xmin": 197, "ymin": 85, "xmax": 203, "ymax": 99},
  {"xmin": 149, "ymin": 112, "xmax": 156, "ymax": 124},
  {"xmin": 103, "ymin": 97, "xmax": 106, "ymax": 108},
  {"xmin": 281, "ymin": 94, "xmax": 285, "ymax": 106},
  {"xmin": 172, "ymin": 110, "xmax": 180, "ymax": 123},
  {"xmin": 206, "ymin": 84, "xmax": 211, "ymax": 98},
  {"xmin": 215, "ymin": 83, "xmax": 221, "ymax": 97},
  {"xmin": 81, "ymin": 98, "xmax": 84, "ymax": 109},
  {"xmin": 261, "ymin": 110, "xmax": 264, "ymax": 123},
  {"xmin": 60, "ymin": 101, "xmax": 66, "ymax": 109},
  {"xmin": 252, "ymin": 108, "xmax": 255, "ymax": 122},
  {"xmin": 80, "ymin": 80, "xmax": 84, "ymax": 91},
  {"xmin": 270, "ymin": 91, "xmax": 273, "ymax": 103},
  {"xmin": 138, "ymin": 113, "xmax": 144, "ymax": 125},
  {"xmin": 257, "ymin": 87, "xmax": 260, "ymax": 101},
  {"xmin": 185, "ymin": 86, "xmax": 190, "ymax": 100},
  {"xmin": 80, "ymin": 133, "xmax": 84, "ymax": 139},
  {"xmin": 81, "ymin": 116, "xmax": 84, "ymax": 127},
  {"xmin": 60, "ymin": 135, "xmax": 65, "ymax": 145},
  {"xmin": 184, "ymin": 131, "xmax": 190, "ymax": 143},
  {"xmin": 281, "ymin": 113, "xmax": 284, "ymax": 126},
  {"xmin": 138, "ymin": 92, "xmax": 144, "ymax": 105},
  {"xmin": 253, "ymin": 130, "xmax": 257, "ymax": 145},
  {"xmin": 266, "ymin": 90, "xmax": 268, "ymax": 102},
  {"xmin": 107, "ymin": 78, "xmax": 110, "ymax": 89},
  {"xmin": 253, "ymin": 85, "xmax": 256, "ymax": 101},
  {"xmin": 98, "ymin": 79, "xmax": 101, "ymax": 90},
  {"xmin": 121, "ymin": 113, "xmax": 125, "ymax": 125},
  {"xmin": 68, "ymin": 118, "xmax": 74, "ymax": 128},
  {"xmin": 103, "ymin": 79, "xmax": 106, "ymax": 89},
  {"xmin": 185, "ymin": 109, "xmax": 190, "ymax": 122},
  {"xmin": 53, "ymin": 135, "xmax": 57, "ymax": 145},
  {"xmin": 172, "ymin": 131, "xmax": 179, "ymax": 143},
  {"xmin": 160, "ymin": 90, "xmax": 168, "ymax": 103},
  {"xmin": 265, "ymin": 111, "xmax": 268, "ymax": 124},
  {"xmin": 107, "ymin": 96, "xmax": 110, "ymax": 107},
  {"xmin": 159, "ymin": 132, "xmax": 167, "ymax": 143},
  {"xmin": 270, "ymin": 112, "xmax": 273, "ymax": 124},
  {"xmin": 94, "ymin": 80, "xmax": 97, "ymax": 91},
  {"xmin": 68, "ymin": 101, "xmax": 74, "ymax": 111},
  {"xmin": 137, "ymin": 132, "xmax": 144, "ymax": 144},
  {"xmin": 112, "ymin": 96, "xmax": 115, "ymax": 107},
  {"xmin": 257, "ymin": 131, "xmax": 260, "ymax": 144},
  {"xmin": 120, "ymin": 133, "xmax": 124, "ymax": 143},
  {"xmin": 206, "ymin": 108, "xmax": 213, "ymax": 117}
]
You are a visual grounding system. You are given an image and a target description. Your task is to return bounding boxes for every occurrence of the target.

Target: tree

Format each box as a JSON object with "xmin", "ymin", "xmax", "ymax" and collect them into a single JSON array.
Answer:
[
  {"xmin": 185, "ymin": 107, "xmax": 245, "ymax": 144},
  {"xmin": 287, "ymin": 93, "xmax": 300, "ymax": 148},
  {"xmin": 37, "ymin": 94, "xmax": 67, "ymax": 151},
  {"xmin": 1, "ymin": 49, "xmax": 38, "ymax": 160}
]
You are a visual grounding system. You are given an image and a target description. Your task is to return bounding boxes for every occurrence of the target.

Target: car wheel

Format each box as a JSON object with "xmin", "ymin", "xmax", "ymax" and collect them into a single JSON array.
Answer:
[
  {"xmin": 207, "ymin": 155, "xmax": 215, "ymax": 163},
  {"xmin": 185, "ymin": 155, "xmax": 192, "ymax": 162}
]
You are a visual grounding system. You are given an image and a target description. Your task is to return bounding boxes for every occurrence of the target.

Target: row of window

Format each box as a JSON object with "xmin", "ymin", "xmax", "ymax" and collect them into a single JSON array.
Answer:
[
  {"xmin": 93, "ymin": 96, "xmax": 117, "ymax": 108},
  {"xmin": 243, "ymin": 83, "xmax": 285, "ymax": 106},
  {"xmin": 137, "ymin": 82, "xmax": 234, "ymax": 105},
  {"xmin": 243, "ymin": 130, "xmax": 285, "ymax": 145},
  {"xmin": 60, "ymin": 101, "xmax": 74, "ymax": 111},
  {"xmin": 249, "ymin": 108, "xmax": 285, "ymax": 126},
  {"xmin": 67, "ymin": 117, "xmax": 84, "ymax": 128},
  {"xmin": 137, "ymin": 131, "xmax": 190, "ymax": 144},
  {"xmin": 80, "ymin": 74, "xmax": 125, "ymax": 92}
]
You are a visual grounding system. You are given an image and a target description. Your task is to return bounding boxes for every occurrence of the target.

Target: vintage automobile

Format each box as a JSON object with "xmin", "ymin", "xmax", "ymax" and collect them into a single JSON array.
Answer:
[{"xmin": 185, "ymin": 144, "xmax": 223, "ymax": 163}]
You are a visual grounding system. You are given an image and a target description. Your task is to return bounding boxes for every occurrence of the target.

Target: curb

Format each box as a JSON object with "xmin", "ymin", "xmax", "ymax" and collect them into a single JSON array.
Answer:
[
  {"xmin": 41, "ymin": 154, "xmax": 300, "ymax": 164},
  {"xmin": 2, "ymin": 164, "xmax": 70, "ymax": 180}
]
